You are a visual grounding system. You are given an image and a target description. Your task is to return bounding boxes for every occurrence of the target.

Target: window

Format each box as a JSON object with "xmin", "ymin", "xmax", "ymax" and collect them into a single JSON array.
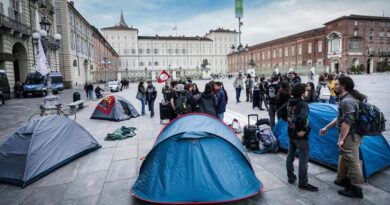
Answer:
[
  {"xmin": 273, "ymin": 50, "xmax": 276, "ymax": 58},
  {"xmin": 175, "ymin": 49, "xmax": 179, "ymax": 54},
  {"xmin": 308, "ymin": 43, "xmax": 312, "ymax": 54},
  {"xmin": 168, "ymin": 49, "xmax": 172, "ymax": 54},
  {"xmin": 262, "ymin": 52, "xmax": 265, "ymax": 60},
  {"xmin": 148, "ymin": 62, "xmax": 152, "ymax": 66},
  {"xmin": 318, "ymin": 41, "xmax": 323, "ymax": 52},
  {"xmin": 284, "ymin": 47, "xmax": 288, "ymax": 57},
  {"xmin": 349, "ymin": 40, "xmax": 362, "ymax": 51},
  {"xmin": 139, "ymin": 62, "xmax": 144, "ymax": 66},
  {"xmin": 291, "ymin": 46, "xmax": 295, "ymax": 56},
  {"xmin": 124, "ymin": 49, "xmax": 129, "ymax": 54},
  {"xmin": 279, "ymin": 48, "xmax": 282, "ymax": 57},
  {"xmin": 131, "ymin": 49, "xmax": 136, "ymax": 54},
  {"xmin": 154, "ymin": 49, "xmax": 158, "ymax": 54},
  {"xmin": 379, "ymin": 32, "xmax": 385, "ymax": 38},
  {"xmin": 73, "ymin": 60, "xmax": 77, "ymax": 67},
  {"xmin": 155, "ymin": 61, "xmax": 158, "ymax": 66},
  {"xmin": 146, "ymin": 49, "xmax": 151, "ymax": 54},
  {"xmin": 138, "ymin": 49, "xmax": 143, "ymax": 54},
  {"xmin": 298, "ymin": 44, "xmax": 302, "ymax": 55},
  {"xmin": 267, "ymin": 51, "xmax": 271, "ymax": 59},
  {"xmin": 182, "ymin": 49, "xmax": 186, "ymax": 54}
]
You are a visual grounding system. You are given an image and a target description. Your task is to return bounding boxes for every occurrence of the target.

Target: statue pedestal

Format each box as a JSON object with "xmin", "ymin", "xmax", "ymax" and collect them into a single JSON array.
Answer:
[{"xmin": 202, "ymin": 70, "xmax": 210, "ymax": 79}]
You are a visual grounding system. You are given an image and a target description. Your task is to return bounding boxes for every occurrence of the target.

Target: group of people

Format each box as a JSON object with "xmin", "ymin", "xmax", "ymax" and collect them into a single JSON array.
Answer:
[
  {"xmin": 137, "ymin": 79, "xmax": 228, "ymax": 120},
  {"xmin": 83, "ymin": 82, "xmax": 107, "ymax": 100},
  {"xmin": 233, "ymin": 71, "xmax": 366, "ymax": 198}
]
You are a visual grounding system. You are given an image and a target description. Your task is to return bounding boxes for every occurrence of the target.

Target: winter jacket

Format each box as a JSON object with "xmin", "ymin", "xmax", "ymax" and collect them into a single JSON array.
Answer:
[
  {"xmin": 287, "ymin": 98, "xmax": 311, "ymax": 140},
  {"xmin": 198, "ymin": 92, "xmax": 217, "ymax": 116},
  {"xmin": 216, "ymin": 89, "xmax": 226, "ymax": 114}
]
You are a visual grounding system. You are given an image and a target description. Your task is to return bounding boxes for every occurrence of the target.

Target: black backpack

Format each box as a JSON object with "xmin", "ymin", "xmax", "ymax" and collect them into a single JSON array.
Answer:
[
  {"xmin": 175, "ymin": 91, "xmax": 188, "ymax": 115},
  {"xmin": 355, "ymin": 101, "xmax": 386, "ymax": 136}
]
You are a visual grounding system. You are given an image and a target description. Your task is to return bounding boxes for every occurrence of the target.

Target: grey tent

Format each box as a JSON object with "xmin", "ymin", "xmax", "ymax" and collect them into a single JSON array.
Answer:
[
  {"xmin": 0, "ymin": 115, "xmax": 101, "ymax": 187},
  {"xmin": 90, "ymin": 95, "xmax": 140, "ymax": 121}
]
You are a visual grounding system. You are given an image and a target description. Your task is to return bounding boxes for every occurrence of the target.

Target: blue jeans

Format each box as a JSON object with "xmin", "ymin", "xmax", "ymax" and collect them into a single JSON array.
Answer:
[
  {"xmin": 329, "ymin": 96, "xmax": 337, "ymax": 104},
  {"xmin": 141, "ymin": 96, "xmax": 146, "ymax": 114},
  {"xmin": 235, "ymin": 88, "xmax": 241, "ymax": 102},
  {"xmin": 148, "ymin": 99, "xmax": 155, "ymax": 114},
  {"xmin": 286, "ymin": 139, "xmax": 310, "ymax": 186},
  {"xmin": 87, "ymin": 90, "xmax": 93, "ymax": 100},
  {"xmin": 217, "ymin": 113, "xmax": 224, "ymax": 120}
]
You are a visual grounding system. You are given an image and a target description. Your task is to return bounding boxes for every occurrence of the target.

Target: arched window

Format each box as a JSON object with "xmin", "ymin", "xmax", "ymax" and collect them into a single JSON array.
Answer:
[{"xmin": 73, "ymin": 60, "xmax": 77, "ymax": 67}]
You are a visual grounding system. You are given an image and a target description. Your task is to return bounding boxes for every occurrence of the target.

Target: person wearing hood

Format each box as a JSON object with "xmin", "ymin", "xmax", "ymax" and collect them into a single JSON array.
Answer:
[{"xmin": 198, "ymin": 83, "xmax": 217, "ymax": 117}]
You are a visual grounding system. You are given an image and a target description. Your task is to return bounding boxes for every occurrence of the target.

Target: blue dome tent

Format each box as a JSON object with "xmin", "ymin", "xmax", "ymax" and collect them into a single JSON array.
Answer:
[
  {"xmin": 132, "ymin": 114, "xmax": 262, "ymax": 204},
  {"xmin": 273, "ymin": 103, "xmax": 390, "ymax": 179}
]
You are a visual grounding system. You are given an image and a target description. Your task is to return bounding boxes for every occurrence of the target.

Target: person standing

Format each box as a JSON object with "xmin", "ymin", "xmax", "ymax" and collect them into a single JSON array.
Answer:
[
  {"xmin": 198, "ymin": 83, "xmax": 217, "ymax": 117},
  {"xmin": 87, "ymin": 81, "xmax": 94, "ymax": 100},
  {"xmin": 215, "ymin": 82, "xmax": 226, "ymax": 120},
  {"xmin": 138, "ymin": 81, "xmax": 146, "ymax": 116},
  {"xmin": 233, "ymin": 73, "xmax": 244, "ymax": 103},
  {"xmin": 162, "ymin": 81, "xmax": 171, "ymax": 102},
  {"xmin": 245, "ymin": 74, "xmax": 253, "ymax": 102},
  {"xmin": 286, "ymin": 83, "xmax": 318, "ymax": 192},
  {"xmin": 304, "ymin": 82, "xmax": 318, "ymax": 103},
  {"xmin": 276, "ymin": 81, "xmax": 291, "ymax": 121},
  {"xmin": 320, "ymin": 76, "xmax": 365, "ymax": 198},
  {"xmin": 145, "ymin": 81, "xmax": 157, "ymax": 117},
  {"xmin": 267, "ymin": 75, "xmax": 280, "ymax": 128},
  {"xmin": 328, "ymin": 74, "xmax": 337, "ymax": 104},
  {"xmin": 316, "ymin": 76, "xmax": 330, "ymax": 103},
  {"xmin": 259, "ymin": 77, "xmax": 269, "ymax": 111}
]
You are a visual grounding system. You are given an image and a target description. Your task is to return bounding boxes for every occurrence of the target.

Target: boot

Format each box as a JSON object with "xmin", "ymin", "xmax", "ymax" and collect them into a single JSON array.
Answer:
[
  {"xmin": 338, "ymin": 184, "xmax": 363, "ymax": 198},
  {"xmin": 334, "ymin": 178, "xmax": 350, "ymax": 188}
]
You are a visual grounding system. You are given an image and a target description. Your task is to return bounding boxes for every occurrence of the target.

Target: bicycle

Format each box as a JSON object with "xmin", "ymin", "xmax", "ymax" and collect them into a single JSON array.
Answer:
[{"xmin": 28, "ymin": 104, "xmax": 76, "ymax": 121}]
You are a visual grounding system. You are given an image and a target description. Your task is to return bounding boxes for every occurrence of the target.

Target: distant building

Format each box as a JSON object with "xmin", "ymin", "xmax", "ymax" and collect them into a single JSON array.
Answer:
[
  {"xmin": 0, "ymin": 0, "xmax": 58, "ymax": 97},
  {"xmin": 101, "ymin": 12, "xmax": 238, "ymax": 77},
  {"xmin": 228, "ymin": 14, "xmax": 390, "ymax": 74},
  {"xmin": 55, "ymin": 0, "xmax": 118, "ymax": 87}
]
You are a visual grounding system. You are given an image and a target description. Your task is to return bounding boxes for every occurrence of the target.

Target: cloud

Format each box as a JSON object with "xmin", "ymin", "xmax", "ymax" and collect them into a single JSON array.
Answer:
[{"xmin": 73, "ymin": 0, "xmax": 390, "ymax": 45}]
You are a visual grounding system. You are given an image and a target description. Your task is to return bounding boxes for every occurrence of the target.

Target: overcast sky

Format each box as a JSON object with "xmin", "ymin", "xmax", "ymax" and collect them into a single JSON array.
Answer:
[{"xmin": 74, "ymin": 0, "xmax": 390, "ymax": 45}]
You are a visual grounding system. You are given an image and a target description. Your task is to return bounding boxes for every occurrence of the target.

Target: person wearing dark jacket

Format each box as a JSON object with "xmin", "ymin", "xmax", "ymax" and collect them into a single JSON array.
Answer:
[
  {"xmin": 259, "ymin": 77, "xmax": 269, "ymax": 110},
  {"xmin": 95, "ymin": 85, "xmax": 104, "ymax": 99},
  {"xmin": 304, "ymin": 82, "xmax": 317, "ymax": 103},
  {"xmin": 138, "ymin": 82, "xmax": 146, "ymax": 115},
  {"xmin": 145, "ymin": 81, "xmax": 157, "ymax": 117},
  {"xmin": 276, "ymin": 81, "xmax": 291, "ymax": 121},
  {"xmin": 214, "ymin": 82, "xmax": 226, "ymax": 120},
  {"xmin": 286, "ymin": 83, "xmax": 318, "ymax": 192},
  {"xmin": 267, "ymin": 75, "xmax": 280, "ymax": 128},
  {"xmin": 198, "ymin": 83, "xmax": 217, "ymax": 117},
  {"xmin": 288, "ymin": 71, "xmax": 301, "ymax": 87}
]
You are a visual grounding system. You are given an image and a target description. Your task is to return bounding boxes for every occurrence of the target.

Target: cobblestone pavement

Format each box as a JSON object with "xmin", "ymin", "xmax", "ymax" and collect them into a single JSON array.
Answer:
[{"xmin": 0, "ymin": 74, "xmax": 389, "ymax": 205}]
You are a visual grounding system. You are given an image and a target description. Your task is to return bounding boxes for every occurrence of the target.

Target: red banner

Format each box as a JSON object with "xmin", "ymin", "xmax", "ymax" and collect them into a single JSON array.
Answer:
[
  {"xmin": 157, "ymin": 70, "xmax": 171, "ymax": 83},
  {"xmin": 96, "ymin": 95, "xmax": 115, "ymax": 115}
]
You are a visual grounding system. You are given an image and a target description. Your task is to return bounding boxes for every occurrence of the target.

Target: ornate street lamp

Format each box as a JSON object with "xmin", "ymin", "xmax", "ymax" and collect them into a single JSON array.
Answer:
[
  {"xmin": 32, "ymin": 16, "xmax": 62, "ymax": 108},
  {"xmin": 101, "ymin": 57, "xmax": 111, "ymax": 83}
]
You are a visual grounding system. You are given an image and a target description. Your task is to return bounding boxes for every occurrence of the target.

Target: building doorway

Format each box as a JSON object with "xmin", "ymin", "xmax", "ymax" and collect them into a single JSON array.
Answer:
[
  {"xmin": 335, "ymin": 62, "xmax": 339, "ymax": 74},
  {"xmin": 367, "ymin": 58, "xmax": 371, "ymax": 74},
  {"xmin": 12, "ymin": 43, "xmax": 28, "ymax": 84}
]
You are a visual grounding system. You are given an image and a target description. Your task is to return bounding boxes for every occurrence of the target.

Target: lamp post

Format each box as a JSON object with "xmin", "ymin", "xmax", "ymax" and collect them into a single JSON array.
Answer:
[
  {"xmin": 231, "ymin": 43, "xmax": 248, "ymax": 74},
  {"xmin": 101, "ymin": 57, "xmax": 111, "ymax": 83},
  {"xmin": 32, "ymin": 16, "xmax": 62, "ymax": 108}
]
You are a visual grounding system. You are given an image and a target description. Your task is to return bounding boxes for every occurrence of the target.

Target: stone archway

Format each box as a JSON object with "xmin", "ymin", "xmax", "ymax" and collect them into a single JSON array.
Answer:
[{"xmin": 12, "ymin": 42, "xmax": 28, "ymax": 83}]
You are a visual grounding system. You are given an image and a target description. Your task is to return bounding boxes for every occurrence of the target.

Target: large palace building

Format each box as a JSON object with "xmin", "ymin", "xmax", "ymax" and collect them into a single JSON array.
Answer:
[
  {"xmin": 101, "ymin": 12, "xmax": 238, "ymax": 77},
  {"xmin": 228, "ymin": 14, "xmax": 390, "ymax": 74}
]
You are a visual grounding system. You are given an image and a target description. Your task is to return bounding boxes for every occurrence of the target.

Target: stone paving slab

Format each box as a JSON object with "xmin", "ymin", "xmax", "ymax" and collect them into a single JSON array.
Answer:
[{"xmin": 0, "ymin": 75, "xmax": 390, "ymax": 205}]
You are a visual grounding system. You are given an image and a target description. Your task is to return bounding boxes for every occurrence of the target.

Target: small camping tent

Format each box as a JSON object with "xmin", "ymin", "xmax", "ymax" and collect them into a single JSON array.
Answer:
[
  {"xmin": 273, "ymin": 103, "xmax": 390, "ymax": 179},
  {"xmin": 90, "ymin": 95, "xmax": 139, "ymax": 121},
  {"xmin": 0, "ymin": 116, "xmax": 101, "ymax": 187},
  {"xmin": 132, "ymin": 114, "xmax": 262, "ymax": 204}
]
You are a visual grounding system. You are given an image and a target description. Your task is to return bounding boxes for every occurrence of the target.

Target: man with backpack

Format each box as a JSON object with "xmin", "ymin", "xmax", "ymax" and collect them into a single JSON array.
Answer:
[
  {"xmin": 320, "ymin": 76, "xmax": 365, "ymax": 198},
  {"xmin": 286, "ymin": 83, "xmax": 318, "ymax": 192},
  {"xmin": 145, "ymin": 81, "xmax": 157, "ymax": 117},
  {"xmin": 316, "ymin": 76, "xmax": 330, "ymax": 103}
]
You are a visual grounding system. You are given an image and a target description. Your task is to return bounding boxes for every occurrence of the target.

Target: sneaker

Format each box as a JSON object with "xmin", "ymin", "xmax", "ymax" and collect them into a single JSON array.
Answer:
[
  {"xmin": 338, "ymin": 185, "xmax": 363, "ymax": 198},
  {"xmin": 334, "ymin": 178, "xmax": 350, "ymax": 187},
  {"xmin": 299, "ymin": 183, "xmax": 319, "ymax": 192}
]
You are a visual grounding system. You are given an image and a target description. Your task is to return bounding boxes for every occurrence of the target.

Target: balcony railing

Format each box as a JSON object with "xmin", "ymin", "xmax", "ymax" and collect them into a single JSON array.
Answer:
[
  {"xmin": 38, "ymin": 0, "xmax": 54, "ymax": 14},
  {"xmin": 0, "ymin": 13, "xmax": 31, "ymax": 36},
  {"xmin": 379, "ymin": 52, "xmax": 390, "ymax": 57}
]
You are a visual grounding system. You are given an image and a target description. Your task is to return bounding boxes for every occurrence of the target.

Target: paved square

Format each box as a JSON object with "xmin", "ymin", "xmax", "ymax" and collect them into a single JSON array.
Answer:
[{"xmin": 0, "ymin": 74, "xmax": 389, "ymax": 204}]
